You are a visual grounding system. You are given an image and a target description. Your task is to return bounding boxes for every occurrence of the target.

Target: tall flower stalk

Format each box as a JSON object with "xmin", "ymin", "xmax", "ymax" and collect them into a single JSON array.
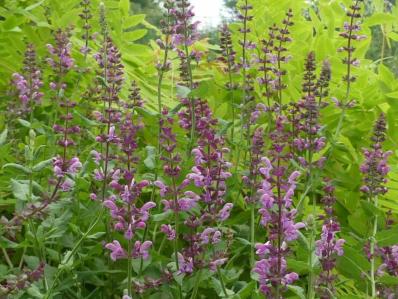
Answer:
[
  {"xmin": 333, "ymin": 0, "xmax": 365, "ymax": 139},
  {"xmin": 186, "ymin": 99, "xmax": 233, "ymax": 297},
  {"xmin": 79, "ymin": 0, "xmax": 92, "ymax": 57},
  {"xmin": 92, "ymin": 37, "xmax": 124, "ymax": 202},
  {"xmin": 254, "ymin": 141, "xmax": 304, "ymax": 297},
  {"xmin": 359, "ymin": 113, "xmax": 392, "ymax": 298},
  {"xmin": 156, "ymin": 0, "xmax": 174, "ymax": 145},
  {"xmin": 47, "ymin": 28, "xmax": 74, "ymax": 125},
  {"xmin": 12, "ymin": 43, "xmax": 43, "ymax": 119},
  {"xmin": 315, "ymin": 182, "xmax": 345, "ymax": 299},
  {"xmin": 293, "ymin": 52, "xmax": 327, "ymax": 298},
  {"xmin": 257, "ymin": 25, "xmax": 276, "ymax": 109},
  {"xmin": 46, "ymin": 27, "xmax": 81, "ymax": 205},
  {"xmin": 242, "ymin": 128, "xmax": 265, "ymax": 268},
  {"xmin": 104, "ymin": 101, "xmax": 156, "ymax": 297},
  {"xmin": 235, "ymin": 0, "xmax": 255, "ymax": 172},
  {"xmin": 155, "ymin": 107, "xmax": 191, "ymax": 299},
  {"xmin": 171, "ymin": 0, "xmax": 201, "ymax": 151},
  {"xmin": 250, "ymin": 105, "xmax": 304, "ymax": 297},
  {"xmin": 273, "ymin": 9, "xmax": 293, "ymax": 106},
  {"xmin": 219, "ymin": 23, "xmax": 239, "ymax": 146}
]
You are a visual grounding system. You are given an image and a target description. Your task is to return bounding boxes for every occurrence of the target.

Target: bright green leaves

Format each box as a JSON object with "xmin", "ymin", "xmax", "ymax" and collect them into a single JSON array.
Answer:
[
  {"xmin": 119, "ymin": 0, "xmax": 130, "ymax": 16},
  {"xmin": 123, "ymin": 14, "xmax": 146, "ymax": 29},
  {"xmin": 124, "ymin": 29, "xmax": 148, "ymax": 42}
]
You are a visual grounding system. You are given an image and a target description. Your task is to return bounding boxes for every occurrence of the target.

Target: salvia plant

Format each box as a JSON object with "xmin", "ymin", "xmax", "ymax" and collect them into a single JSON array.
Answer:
[{"xmin": 1, "ymin": 0, "xmax": 398, "ymax": 298}]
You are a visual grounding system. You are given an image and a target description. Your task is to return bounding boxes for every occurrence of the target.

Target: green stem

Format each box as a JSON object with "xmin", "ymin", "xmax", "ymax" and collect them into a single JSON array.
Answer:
[
  {"xmin": 127, "ymin": 208, "xmax": 132, "ymax": 296},
  {"xmin": 250, "ymin": 204, "xmax": 255, "ymax": 267},
  {"xmin": 2, "ymin": 248, "xmax": 13, "ymax": 269},
  {"xmin": 370, "ymin": 195, "xmax": 378, "ymax": 298},
  {"xmin": 157, "ymin": 235, "xmax": 166, "ymax": 254}
]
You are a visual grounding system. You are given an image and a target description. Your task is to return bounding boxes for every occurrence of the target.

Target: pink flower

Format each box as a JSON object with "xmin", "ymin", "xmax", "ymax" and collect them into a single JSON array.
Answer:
[{"xmin": 105, "ymin": 240, "xmax": 126, "ymax": 261}]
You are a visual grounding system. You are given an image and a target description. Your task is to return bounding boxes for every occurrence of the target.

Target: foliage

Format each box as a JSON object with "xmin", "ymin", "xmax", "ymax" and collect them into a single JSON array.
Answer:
[{"xmin": 0, "ymin": 0, "xmax": 398, "ymax": 298}]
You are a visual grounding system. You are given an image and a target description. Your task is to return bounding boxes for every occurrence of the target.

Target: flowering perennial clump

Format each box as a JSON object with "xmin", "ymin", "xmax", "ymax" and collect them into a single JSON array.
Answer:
[
  {"xmin": 253, "ymin": 114, "xmax": 304, "ymax": 297},
  {"xmin": 360, "ymin": 113, "xmax": 392, "ymax": 196}
]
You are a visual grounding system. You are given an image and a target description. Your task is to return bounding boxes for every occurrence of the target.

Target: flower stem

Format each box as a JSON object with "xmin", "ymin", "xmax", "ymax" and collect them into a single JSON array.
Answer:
[
  {"xmin": 370, "ymin": 195, "xmax": 378, "ymax": 298},
  {"xmin": 2, "ymin": 248, "xmax": 13, "ymax": 269},
  {"xmin": 127, "ymin": 205, "xmax": 132, "ymax": 296},
  {"xmin": 250, "ymin": 204, "xmax": 255, "ymax": 267}
]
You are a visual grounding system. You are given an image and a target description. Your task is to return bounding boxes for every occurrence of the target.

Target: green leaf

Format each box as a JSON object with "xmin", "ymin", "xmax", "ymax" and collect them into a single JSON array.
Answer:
[
  {"xmin": 144, "ymin": 145, "xmax": 156, "ymax": 169},
  {"xmin": 59, "ymin": 250, "xmax": 74, "ymax": 270},
  {"xmin": 74, "ymin": 110, "xmax": 98, "ymax": 127},
  {"xmin": 232, "ymin": 281, "xmax": 255, "ymax": 299},
  {"xmin": 152, "ymin": 210, "xmax": 173, "ymax": 222},
  {"xmin": 0, "ymin": 127, "xmax": 8, "ymax": 145},
  {"xmin": 123, "ymin": 15, "xmax": 145, "ymax": 29},
  {"xmin": 235, "ymin": 237, "xmax": 251, "ymax": 246},
  {"xmin": 0, "ymin": 236, "xmax": 19, "ymax": 249},
  {"xmin": 119, "ymin": 0, "xmax": 130, "ymax": 16},
  {"xmin": 124, "ymin": 29, "xmax": 147, "ymax": 42},
  {"xmin": 32, "ymin": 159, "xmax": 53, "ymax": 172},
  {"xmin": 386, "ymin": 91, "xmax": 398, "ymax": 99},
  {"xmin": 364, "ymin": 13, "xmax": 396, "ymax": 26},
  {"xmin": 27, "ymin": 284, "xmax": 43, "ymax": 298},
  {"xmin": 376, "ymin": 225, "xmax": 398, "ymax": 247},
  {"xmin": 388, "ymin": 31, "xmax": 398, "ymax": 42},
  {"xmin": 3, "ymin": 163, "xmax": 32, "ymax": 174},
  {"xmin": 287, "ymin": 285, "xmax": 306, "ymax": 299},
  {"xmin": 88, "ymin": 232, "xmax": 106, "ymax": 239},
  {"xmin": 18, "ymin": 119, "xmax": 31, "ymax": 128},
  {"xmin": 378, "ymin": 274, "xmax": 398, "ymax": 286},
  {"xmin": 176, "ymin": 85, "xmax": 191, "ymax": 98},
  {"xmin": 25, "ymin": 0, "xmax": 45, "ymax": 11},
  {"xmin": 11, "ymin": 179, "xmax": 31, "ymax": 201}
]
